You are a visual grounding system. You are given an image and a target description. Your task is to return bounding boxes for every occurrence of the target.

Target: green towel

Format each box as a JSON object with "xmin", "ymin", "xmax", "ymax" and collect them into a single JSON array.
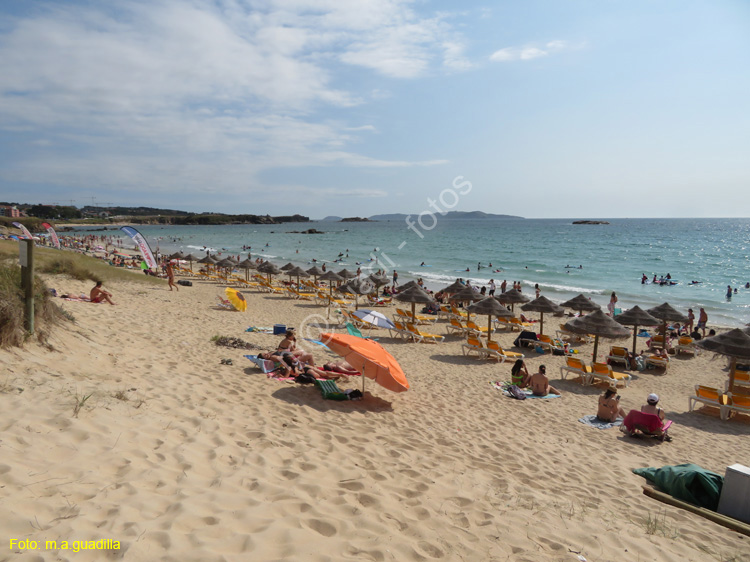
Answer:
[{"xmin": 633, "ymin": 463, "xmax": 723, "ymax": 511}]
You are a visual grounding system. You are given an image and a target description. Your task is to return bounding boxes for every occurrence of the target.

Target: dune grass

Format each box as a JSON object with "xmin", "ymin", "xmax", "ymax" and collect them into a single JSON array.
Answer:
[
  {"xmin": 0, "ymin": 240, "xmax": 161, "ymax": 286},
  {"xmin": 0, "ymin": 240, "xmax": 160, "ymax": 347}
]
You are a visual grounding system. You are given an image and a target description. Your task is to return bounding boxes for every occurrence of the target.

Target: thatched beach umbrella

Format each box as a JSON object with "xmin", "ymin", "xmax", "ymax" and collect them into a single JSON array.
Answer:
[
  {"xmin": 306, "ymin": 265, "xmax": 324, "ymax": 283},
  {"xmin": 340, "ymin": 278, "xmax": 374, "ymax": 310},
  {"xmin": 238, "ymin": 258, "xmax": 256, "ymax": 281},
  {"xmin": 646, "ymin": 303, "xmax": 689, "ymax": 351},
  {"xmin": 281, "ymin": 262, "xmax": 296, "ymax": 271},
  {"xmin": 496, "ymin": 288, "xmax": 530, "ymax": 313},
  {"xmin": 398, "ymin": 280, "xmax": 420, "ymax": 292},
  {"xmin": 183, "ymin": 253, "xmax": 198, "ymax": 271},
  {"xmin": 467, "ymin": 297, "xmax": 512, "ymax": 342},
  {"xmin": 521, "ymin": 296, "xmax": 564, "ymax": 336},
  {"xmin": 560, "ymin": 294, "xmax": 601, "ymax": 315},
  {"xmin": 368, "ymin": 273, "xmax": 389, "ymax": 297},
  {"xmin": 442, "ymin": 280, "xmax": 466, "ymax": 294},
  {"xmin": 696, "ymin": 329, "xmax": 750, "ymax": 394},
  {"xmin": 449, "ymin": 286, "xmax": 482, "ymax": 321},
  {"xmin": 615, "ymin": 306, "xmax": 661, "ymax": 355},
  {"xmin": 216, "ymin": 258, "xmax": 235, "ymax": 281},
  {"xmin": 318, "ymin": 270, "xmax": 344, "ymax": 300},
  {"xmin": 564, "ymin": 309, "xmax": 630, "ymax": 363},
  {"xmin": 257, "ymin": 261, "xmax": 281, "ymax": 283},
  {"xmin": 287, "ymin": 266, "xmax": 310, "ymax": 287},
  {"xmin": 169, "ymin": 251, "xmax": 185, "ymax": 260},
  {"xmin": 198, "ymin": 254, "xmax": 218, "ymax": 274},
  {"xmin": 337, "ymin": 268, "xmax": 357, "ymax": 279},
  {"xmin": 395, "ymin": 285, "xmax": 435, "ymax": 320}
]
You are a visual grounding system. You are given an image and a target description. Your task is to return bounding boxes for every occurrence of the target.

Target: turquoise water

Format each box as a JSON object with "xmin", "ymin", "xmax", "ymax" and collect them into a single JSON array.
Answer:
[{"xmin": 74, "ymin": 218, "xmax": 750, "ymax": 327}]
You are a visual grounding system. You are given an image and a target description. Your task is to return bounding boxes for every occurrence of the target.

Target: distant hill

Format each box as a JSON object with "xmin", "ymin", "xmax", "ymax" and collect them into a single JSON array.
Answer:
[
  {"xmin": 319, "ymin": 216, "xmax": 343, "ymax": 221},
  {"xmin": 369, "ymin": 211, "xmax": 523, "ymax": 221}
]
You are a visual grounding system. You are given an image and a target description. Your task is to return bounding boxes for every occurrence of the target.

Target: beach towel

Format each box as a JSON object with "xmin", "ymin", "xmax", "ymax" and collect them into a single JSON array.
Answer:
[
  {"xmin": 578, "ymin": 414, "xmax": 623, "ymax": 429},
  {"xmin": 245, "ymin": 326, "xmax": 273, "ymax": 333},
  {"xmin": 303, "ymin": 338, "xmax": 331, "ymax": 349},
  {"xmin": 490, "ymin": 381, "xmax": 561, "ymax": 399}
]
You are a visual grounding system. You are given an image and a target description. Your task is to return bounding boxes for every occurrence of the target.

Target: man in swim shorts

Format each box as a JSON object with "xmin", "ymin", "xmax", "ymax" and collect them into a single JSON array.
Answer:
[{"xmin": 90, "ymin": 281, "xmax": 115, "ymax": 305}]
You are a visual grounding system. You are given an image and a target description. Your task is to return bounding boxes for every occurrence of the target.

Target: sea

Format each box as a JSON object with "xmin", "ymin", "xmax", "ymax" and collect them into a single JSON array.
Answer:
[{"xmin": 69, "ymin": 217, "xmax": 750, "ymax": 328}]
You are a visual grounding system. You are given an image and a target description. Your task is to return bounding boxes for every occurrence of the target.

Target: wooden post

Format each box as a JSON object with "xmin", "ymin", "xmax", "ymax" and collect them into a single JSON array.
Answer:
[{"xmin": 19, "ymin": 239, "xmax": 34, "ymax": 334}]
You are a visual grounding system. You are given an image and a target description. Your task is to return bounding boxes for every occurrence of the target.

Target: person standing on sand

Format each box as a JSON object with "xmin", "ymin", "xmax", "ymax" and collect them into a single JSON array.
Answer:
[
  {"xmin": 685, "ymin": 309, "xmax": 695, "ymax": 334},
  {"xmin": 488, "ymin": 279, "xmax": 496, "ymax": 296},
  {"xmin": 608, "ymin": 292, "xmax": 618, "ymax": 316},
  {"xmin": 392, "ymin": 270, "xmax": 398, "ymax": 288},
  {"xmin": 90, "ymin": 281, "xmax": 116, "ymax": 305},
  {"xmin": 166, "ymin": 260, "xmax": 178, "ymax": 292},
  {"xmin": 697, "ymin": 308, "xmax": 708, "ymax": 337}
]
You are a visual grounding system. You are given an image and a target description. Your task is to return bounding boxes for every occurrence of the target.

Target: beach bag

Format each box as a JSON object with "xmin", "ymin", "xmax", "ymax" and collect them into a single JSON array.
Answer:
[
  {"xmin": 177, "ymin": 280, "xmax": 192, "ymax": 286},
  {"xmin": 294, "ymin": 373, "xmax": 316, "ymax": 385},
  {"xmin": 507, "ymin": 384, "xmax": 527, "ymax": 400}
]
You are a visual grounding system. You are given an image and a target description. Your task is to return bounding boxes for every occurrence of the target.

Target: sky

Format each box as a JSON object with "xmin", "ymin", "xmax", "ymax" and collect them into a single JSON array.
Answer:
[{"xmin": 0, "ymin": 0, "xmax": 748, "ymax": 219}]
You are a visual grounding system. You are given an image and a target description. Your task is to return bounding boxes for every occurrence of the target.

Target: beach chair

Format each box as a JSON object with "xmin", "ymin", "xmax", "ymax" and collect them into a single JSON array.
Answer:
[
  {"xmin": 315, "ymin": 379, "xmax": 348, "ymax": 401},
  {"xmin": 621, "ymin": 410, "xmax": 672, "ymax": 441},
  {"xmin": 450, "ymin": 306, "xmax": 468, "ymax": 319},
  {"xmin": 389, "ymin": 321, "xmax": 413, "ymax": 340},
  {"xmin": 367, "ymin": 294, "xmax": 391, "ymax": 306},
  {"xmin": 720, "ymin": 392, "xmax": 750, "ymax": 421},
  {"xmin": 645, "ymin": 354, "xmax": 670, "ymax": 371},
  {"xmin": 345, "ymin": 322, "xmax": 367, "ymax": 339},
  {"xmin": 537, "ymin": 334, "xmax": 565, "ymax": 353},
  {"xmin": 465, "ymin": 320, "xmax": 491, "ymax": 336},
  {"xmin": 590, "ymin": 363, "xmax": 631, "ymax": 388},
  {"xmin": 560, "ymin": 357, "xmax": 593, "ymax": 384},
  {"xmin": 399, "ymin": 308, "xmax": 436, "ymax": 325},
  {"xmin": 461, "ymin": 336, "xmax": 492, "ymax": 359},
  {"xmin": 446, "ymin": 317, "xmax": 469, "ymax": 337},
  {"xmin": 675, "ymin": 336, "xmax": 698, "ymax": 356},
  {"xmin": 406, "ymin": 323, "xmax": 444, "ymax": 344},
  {"xmin": 732, "ymin": 370, "xmax": 750, "ymax": 389},
  {"xmin": 648, "ymin": 334, "xmax": 668, "ymax": 351},
  {"xmin": 437, "ymin": 305, "xmax": 453, "ymax": 320},
  {"xmin": 607, "ymin": 346, "xmax": 630, "ymax": 366},
  {"xmin": 485, "ymin": 340, "xmax": 524, "ymax": 361},
  {"xmin": 688, "ymin": 385, "xmax": 723, "ymax": 416}
]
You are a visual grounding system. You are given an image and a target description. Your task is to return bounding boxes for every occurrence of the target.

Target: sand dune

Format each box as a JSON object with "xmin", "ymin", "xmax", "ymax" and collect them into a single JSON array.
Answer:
[{"xmin": 1, "ymin": 272, "xmax": 748, "ymax": 561}]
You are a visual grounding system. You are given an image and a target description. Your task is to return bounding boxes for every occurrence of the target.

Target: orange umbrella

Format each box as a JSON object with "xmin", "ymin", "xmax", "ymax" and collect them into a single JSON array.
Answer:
[{"xmin": 320, "ymin": 333, "xmax": 409, "ymax": 394}]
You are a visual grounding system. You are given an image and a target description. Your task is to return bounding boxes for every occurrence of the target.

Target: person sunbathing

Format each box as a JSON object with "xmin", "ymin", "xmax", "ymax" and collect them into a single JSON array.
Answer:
[
  {"xmin": 322, "ymin": 360, "xmax": 359, "ymax": 375},
  {"xmin": 597, "ymin": 389, "xmax": 626, "ymax": 422},
  {"xmin": 510, "ymin": 359, "xmax": 531, "ymax": 388},
  {"xmin": 276, "ymin": 329, "xmax": 315, "ymax": 365},
  {"xmin": 297, "ymin": 365, "xmax": 342, "ymax": 381},
  {"xmin": 90, "ymin": 281, "xmax": 116, "ymax": 305},
  {"xmin": 257, "ymin": 351, "xmax": 294, "ymax": 377},
  {"xmin": 529, "ymin": 365, "xmax": 561, "ymax": 396}
]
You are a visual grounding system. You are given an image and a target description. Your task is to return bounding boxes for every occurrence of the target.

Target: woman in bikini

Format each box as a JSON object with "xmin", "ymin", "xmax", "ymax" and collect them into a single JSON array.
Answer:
[
  {"xmin": 510, "ymin": 359, "xmax": 531, "ymax": 388},
  {"xmin": 277, "ymin": 330, "xmax": 315, "ymax": 365}
]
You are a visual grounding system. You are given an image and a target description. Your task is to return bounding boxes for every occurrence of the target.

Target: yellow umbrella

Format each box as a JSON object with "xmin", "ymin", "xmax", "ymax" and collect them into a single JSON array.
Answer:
[{"xmin": 225, "ymin": 287, "xmax": 247, "ymax": 312}]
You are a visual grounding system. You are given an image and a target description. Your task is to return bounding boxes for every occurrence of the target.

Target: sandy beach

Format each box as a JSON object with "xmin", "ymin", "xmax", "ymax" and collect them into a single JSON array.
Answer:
[{"xmin": 1, "ymin": 268, "xmax": 748, "ymax": 562}]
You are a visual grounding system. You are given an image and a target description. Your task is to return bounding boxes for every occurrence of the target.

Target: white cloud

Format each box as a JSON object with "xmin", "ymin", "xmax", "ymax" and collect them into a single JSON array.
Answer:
[
  {"xmin": 490, "ymin": 40, "xmax": 570, "ymax": 62},
  {"xmin": 0, "ymin": 0, "xmax": 456, "ymax": 199}
]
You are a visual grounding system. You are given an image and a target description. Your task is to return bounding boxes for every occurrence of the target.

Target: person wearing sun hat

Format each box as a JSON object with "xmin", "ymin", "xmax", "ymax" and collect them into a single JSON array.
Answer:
[{"xmin": 641, "ymin": 393, "xmax": 666, "ymax": 421}]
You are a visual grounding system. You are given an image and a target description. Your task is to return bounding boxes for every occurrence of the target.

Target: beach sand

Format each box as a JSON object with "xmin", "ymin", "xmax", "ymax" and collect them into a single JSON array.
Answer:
[{"xmin": 1, "ymin": 270, "xmax": 748, "ymax": 561}]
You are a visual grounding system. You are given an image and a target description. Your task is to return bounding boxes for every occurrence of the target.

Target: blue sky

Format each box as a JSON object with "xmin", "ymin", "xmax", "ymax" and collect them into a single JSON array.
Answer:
[{"xmin": 0, "ymin": 0, "xmax": 748, "ymax": 218}]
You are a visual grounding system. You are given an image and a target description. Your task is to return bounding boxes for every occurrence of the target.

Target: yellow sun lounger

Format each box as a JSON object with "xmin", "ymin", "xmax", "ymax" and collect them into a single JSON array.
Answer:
[{"xmin": 590, "ymin": 363, "xmax": 631, "ymax": 388}]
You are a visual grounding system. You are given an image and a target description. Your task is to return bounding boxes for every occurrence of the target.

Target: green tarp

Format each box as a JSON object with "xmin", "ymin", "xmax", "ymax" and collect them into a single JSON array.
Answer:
[{"xmin": 633, "ymin": 463, "xmax": 724, "ymax": 511}]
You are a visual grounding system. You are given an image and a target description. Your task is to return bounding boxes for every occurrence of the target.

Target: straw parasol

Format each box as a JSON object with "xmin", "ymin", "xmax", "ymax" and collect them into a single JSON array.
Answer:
[
  {"xmin": 238, "ymin": 258, "xmax": 256, "ymax": 280},
  {"xmin": 442, "ymin": 279, "xmax": 466, "ymax": 294},
  {"xmin": 448, "ymin": 286, "xmax": 482, "ymax": 321},
  {"xmin": 496, "ymin": 288, "xmax": 530, "ymax": 312},
  {"xmin": 560, "ymin": 294, "xmax": 601, "ymax": 315},
  {"xmin": 563, "ymin": 309, "xmax": 630, "ymax": 363},
  {"xmin": 280, "ymin": 262, "xmax": 295, "ymax": 271},
  {"xmin": 318, "ymin": 270, "xmax": 344, "ymax": 300},
  {"xmin": 337, "ymin": 268, "xmax": 357, "ymax": 279},
  {"xmin": 169, "ymin": 251, "xmax": 185, "ymax": 260},
  {"xmin": 306, "ymin": 265, "xmax": 324, "ymax": 283},
  {"xmin": 696, "ymin": 329, "xmax": 750, "ymax": 394},
  {"xmin": 466, "ymin": 297, "xmax": 512, "ymax": 342},
  {"xmin": 257, "ymin": 261, "xmax": 281, "ymax": 283},
  {"xmin": 398, "ymin": 280, "xmax": 420, "ymax": 291},
  {"xmin": 286, "ymin": 266, "xmax": 310, "ymax": 287},
  {"xmin": 615, "ymin": 306, "xmax": 661, "ymax": 355},
  {"xmin": 215, "ymin": 258, "xmax": 235, "ymax": 282},
  {"xmin": 183, "ymin": 253, "xmax": 198, "ymax": 271},
  {"xmin": 646, "ymin": 303, "xmax": 689, "ymax": 350},
  {"xmin": 340, "ymin": 278, "xmax": 374, "ymax": 310},
  {"xmin": 197, "ymin": 254, "xmax": 218, "ymax": 273},
  {"xmin": 394, "ymin": 285, "xmax": 435, "ymax": 320},
  {"xmin": 368, "ymin": 273, "xmax": 390, "ymax": 297},
  {"xmin": 521, "ymin": 296, "xmax": 564, "ymax": 335}
]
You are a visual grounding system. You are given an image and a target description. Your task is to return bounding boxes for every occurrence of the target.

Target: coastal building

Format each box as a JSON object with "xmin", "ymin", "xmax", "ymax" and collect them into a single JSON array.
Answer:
[{"xmin": 0, "ymin": 205, "xmax": 20, "ymax": 218}]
